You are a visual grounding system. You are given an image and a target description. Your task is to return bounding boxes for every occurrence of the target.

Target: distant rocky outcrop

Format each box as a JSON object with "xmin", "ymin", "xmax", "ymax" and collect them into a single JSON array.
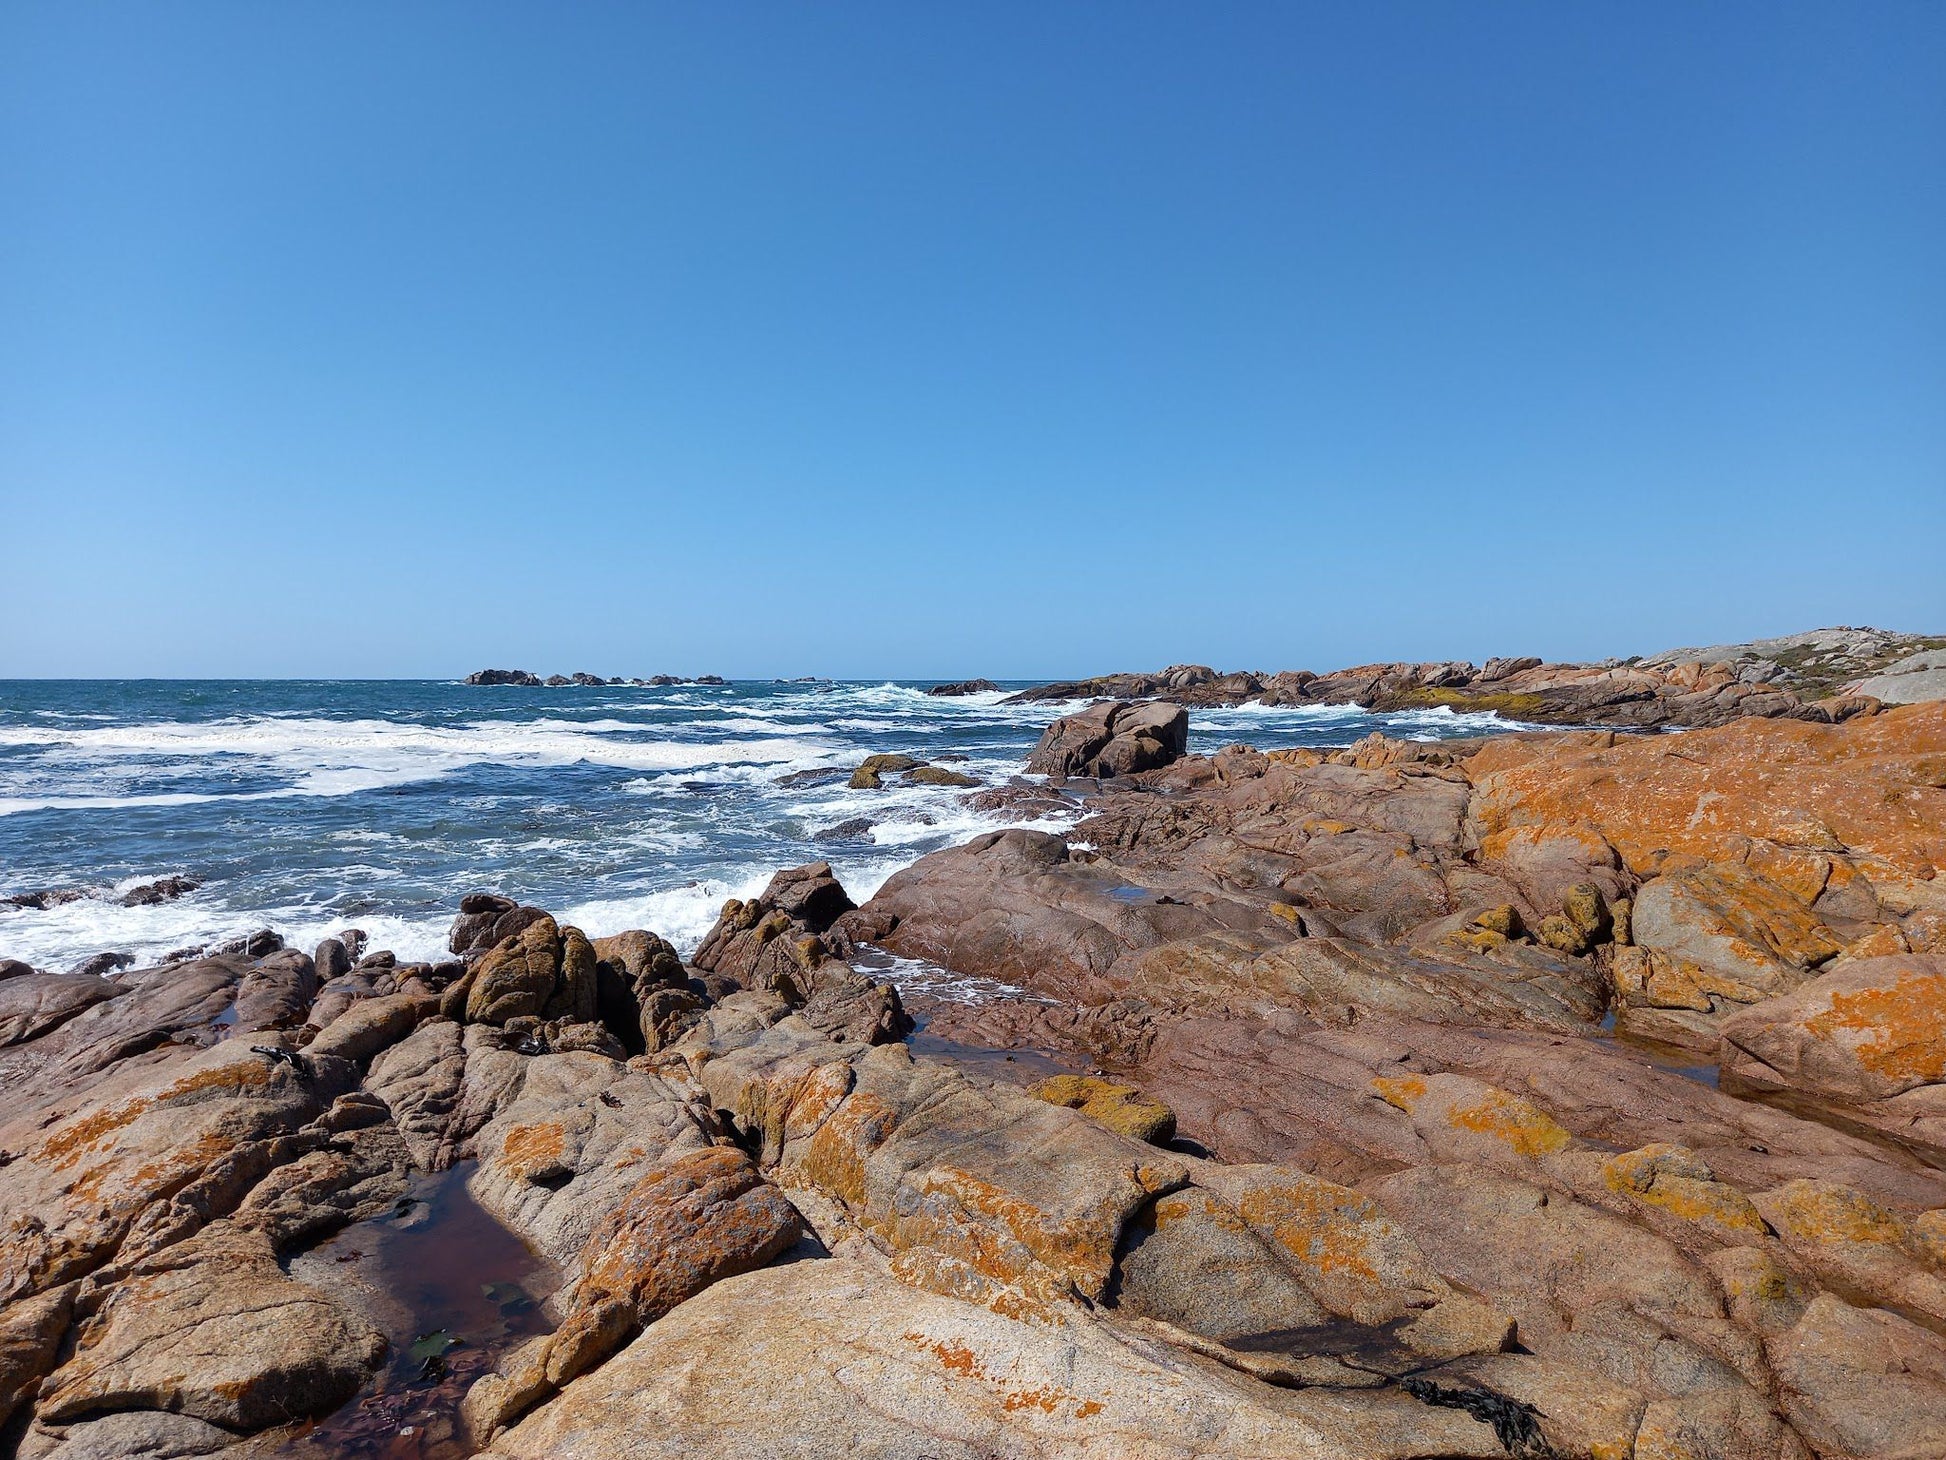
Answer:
[
  {"xmin": 463, "ymin": 669, "xmax": 728, "ymax": 688},
  {"xmin": 926, "ymin": 679, "xmax": 999, "ymax": 696},
  {"xmin": 1845, "ymin": 648, "xmax": 1946, "ymax": 705},
  {"xmin": 1005, "ymin": 626, "xmax": 1944, "ymax": 729}
]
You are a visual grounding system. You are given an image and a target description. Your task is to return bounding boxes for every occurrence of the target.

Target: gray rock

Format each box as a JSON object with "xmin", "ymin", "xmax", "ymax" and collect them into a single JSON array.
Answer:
[{"xmin": 1845, "ymin": 648, "xmax": 1946, "ymax": 704}]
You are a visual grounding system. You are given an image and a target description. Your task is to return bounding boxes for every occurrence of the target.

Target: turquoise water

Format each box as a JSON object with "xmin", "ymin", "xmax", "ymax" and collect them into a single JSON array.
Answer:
[{"xmin": 0, "ymin": 679, "xmax": 1519, "ymax": 972}]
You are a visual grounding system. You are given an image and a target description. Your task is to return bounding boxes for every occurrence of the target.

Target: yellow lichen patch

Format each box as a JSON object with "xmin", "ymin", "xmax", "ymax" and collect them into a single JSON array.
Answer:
[
  {"xmin": 1445, "ymin": 1088, "xmax": 1571, "ymax": 1157},
  {"xmin": 498, "ymin": 1122, "xmax": 569, "ymax": 1181},
  {"xmin": 1373, "ymin": 1072, "xmax": 1571, "ymax": 1160},
  {"xmin": 1764, "ymin": 1179, "xmax": 1910, "ymax": 1248},
  {"xmin": 1602, "ymin": 1146, "xmax": 1767, "ymax": 1238},
  {"xmin": 1369, "ymin": 1075, "xmax": 1427, "ymax": 1113},
  {"xmin": 1305, "ymin": 819, "xmax": 1354, "ymax": 836},
  {"xmin": 1267, "ymin": 902, "xmax": 1304, "ymax": 927},
  {"xmin": 1801, "ymin": 968, "xmax": 1946, "ymax": 1085},
  {"xmin": 1025, "ymin": 1076, "xmax": 1175, "ymax": 1145},
  {"xmin": 787, "ymin": 1089, "xmax": 896, "ymax": 1211}
]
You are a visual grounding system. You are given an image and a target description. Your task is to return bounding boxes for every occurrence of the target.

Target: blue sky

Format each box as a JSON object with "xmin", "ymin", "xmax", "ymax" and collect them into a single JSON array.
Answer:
[{"xmin": 4, "ymin": 3, "xmax": 1942, "ymax": 679}]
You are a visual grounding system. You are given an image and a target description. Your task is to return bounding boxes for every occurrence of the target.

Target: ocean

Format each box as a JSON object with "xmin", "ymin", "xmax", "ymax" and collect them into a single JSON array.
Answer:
[{"xmin": 0, "ymin": 679, "xmax": 1523, "ymax": 974}]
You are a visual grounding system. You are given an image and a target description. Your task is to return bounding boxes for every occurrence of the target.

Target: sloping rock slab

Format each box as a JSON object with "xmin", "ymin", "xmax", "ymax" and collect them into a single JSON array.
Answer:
[{"xmin": 488, "ymin": 1258, "xmax": 1506, "ymax": 1460}]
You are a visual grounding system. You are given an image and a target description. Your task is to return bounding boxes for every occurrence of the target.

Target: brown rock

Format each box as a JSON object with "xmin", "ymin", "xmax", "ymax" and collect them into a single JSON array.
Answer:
[
  {"xmin": 1720, "ymin": 954, "xmax": 1946, "ymax": 1103},
  {"xmin": 0, "ymin": 1283, "xmax": 73, "ymax": 1429},
  {"xmin": 466, "ymin": 915, "xmax": 563, "ymax": 1025},
  {"xmin": 37, "ymin": 1222, "xmax": 383, "ymax": 1432},
  {"xmin": 1024, "ymin": 700, "xmax": 1189, "ymax": 778},
  {"xmin": 487, "ymin": 1257, "xmax": 1511, "ymax": 1459}
]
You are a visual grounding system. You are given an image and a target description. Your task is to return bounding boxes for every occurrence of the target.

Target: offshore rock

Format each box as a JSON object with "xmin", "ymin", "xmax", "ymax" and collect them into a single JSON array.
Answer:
[{"xmin": 1024, "ymin": 700, "xmax": 1189, "ymax": 778}]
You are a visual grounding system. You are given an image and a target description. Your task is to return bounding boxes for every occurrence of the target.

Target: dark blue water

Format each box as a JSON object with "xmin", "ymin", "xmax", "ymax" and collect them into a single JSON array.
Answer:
[{"xmin": 0, "ymin": 679, "xmax": 1521, "ymax": 972}]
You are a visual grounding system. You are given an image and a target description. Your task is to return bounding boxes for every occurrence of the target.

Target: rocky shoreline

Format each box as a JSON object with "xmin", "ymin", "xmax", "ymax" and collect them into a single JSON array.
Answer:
[
  {"xmin": 1003, "ymin": 626, "xmax": 1946, "ymax": 728},
  {"xmin": 4, "ymin": 677, "xmax": 1946, "ymax": 1457}
]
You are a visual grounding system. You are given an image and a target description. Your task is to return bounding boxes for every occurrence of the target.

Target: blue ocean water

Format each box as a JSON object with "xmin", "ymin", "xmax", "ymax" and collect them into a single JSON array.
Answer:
[{"xmin": 0, "ymin": 679, "xmax": 1521, "ymax": 972}]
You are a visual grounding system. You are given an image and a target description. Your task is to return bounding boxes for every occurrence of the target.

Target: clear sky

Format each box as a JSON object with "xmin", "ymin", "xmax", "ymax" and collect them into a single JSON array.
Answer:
[{"xmin": 4, "ymin": 3, "xmax": 1942, "ymax": 679}]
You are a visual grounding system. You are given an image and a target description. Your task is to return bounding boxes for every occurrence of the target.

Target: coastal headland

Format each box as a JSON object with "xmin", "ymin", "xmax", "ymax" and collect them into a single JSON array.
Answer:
[{"xmin": 3, "ymin": 628, "xmax": 1945, "ymax": 1458}]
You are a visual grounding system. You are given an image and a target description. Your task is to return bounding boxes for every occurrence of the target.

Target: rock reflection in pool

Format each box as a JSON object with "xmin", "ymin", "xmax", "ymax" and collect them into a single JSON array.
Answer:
[{"xmin": 279, "ymin": 1162, "xmax": 561, "ymax": 1458}]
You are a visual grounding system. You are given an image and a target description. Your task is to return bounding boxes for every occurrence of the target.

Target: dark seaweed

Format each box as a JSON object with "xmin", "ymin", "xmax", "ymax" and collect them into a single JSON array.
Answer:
[{"xmin": 1399, "ymin": 1376, "xmax": 1551, "ymax": 1457}]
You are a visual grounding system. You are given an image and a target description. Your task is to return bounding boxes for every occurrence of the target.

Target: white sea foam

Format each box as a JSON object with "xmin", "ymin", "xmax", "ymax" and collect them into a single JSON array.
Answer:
[
  {"xmin": 853, "ymin": 950, "xmax": 1050, "ymax": 1006},
  {"xmin": 0, "ymin": 717, "xmax": 838, "ymax": 816},
  {"xmin": 1189, "ymin": 700, "xmax": 1538, "ymax": 739}
]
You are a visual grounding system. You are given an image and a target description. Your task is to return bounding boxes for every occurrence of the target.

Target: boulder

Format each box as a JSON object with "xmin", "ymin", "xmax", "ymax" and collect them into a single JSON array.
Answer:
[
  {"xmin": 904, "ymin": 765, "xmax": 981, "ymax": 788},
  {"xmin": 464, "ymin": 915, "xmax": 564, "ymax": 1024},
  {"xmin": 692, "ymin": 1029, "xmax": 1188, "ymax": 1314},
  {"xmin": 465, "ymin": 1147, "xmax": 802, "ymax": 1440},
  {"xmin": 466, "ymin": 1052, "xmax": 722, "ymax": 1266},
  {"xmin": 1845, "ymin": 647, "xmax": 1946, "ymax": 705},
  {"xmin": 1025, "ymin": 701, "xmax": 1189, "ymax": 778}
]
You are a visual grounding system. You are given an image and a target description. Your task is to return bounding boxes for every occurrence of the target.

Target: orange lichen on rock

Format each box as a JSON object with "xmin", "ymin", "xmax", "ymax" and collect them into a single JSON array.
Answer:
[
  {"xmin": 1801, "ymin": 965, "xmax": 1946, "ymax": 1085},
  {"xmin": 498, "ymin": 1121, "xmax": 569, "ymax": 1181},
  {"xmin": 37, "ymin": 1100, "xmax": 150, "ymax": 1170},
  {"xmin": 1370, "ymin": 1074, "xmax": 1427, "ymax": 1110},
  {"xmin": 787, "ymin": 1088, "xmax": 895, "ymax": 1210},
  {"xmin": 1761, "ymin": 1178, "xmax": 1910, "ymax": 1247},
  {"xmin": 1374, "ymin": 1072, "xmax": 1571, "ymax": 1158},
  {"xmin": 1467, "ymin": 699, "xmax": 1946, "ymax": 879},
  {"xmin": 901, "ymin": 1330, "xmax": 1102, "ymax": 1420},
  {"xmin": 156, "ymin": 1060, "xmax": 275, "ymax": 1103},
  {"xmin": 1447, "ymin": 1088, "xmax": 1573, "ymax": 1157}
]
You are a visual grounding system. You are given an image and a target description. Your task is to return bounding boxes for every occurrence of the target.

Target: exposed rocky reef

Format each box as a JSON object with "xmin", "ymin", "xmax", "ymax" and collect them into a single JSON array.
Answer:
[
  {"xmin": 462, "ymin": 670, "xmax": 727, "ymax": 688},
  {"xmin": 1006, "ymin": 625, "xmax": 1946, "ymax": 729},
  {"xmin": 3, "ymin": 699, "xmax": 1945, "ymax": 1458}
]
